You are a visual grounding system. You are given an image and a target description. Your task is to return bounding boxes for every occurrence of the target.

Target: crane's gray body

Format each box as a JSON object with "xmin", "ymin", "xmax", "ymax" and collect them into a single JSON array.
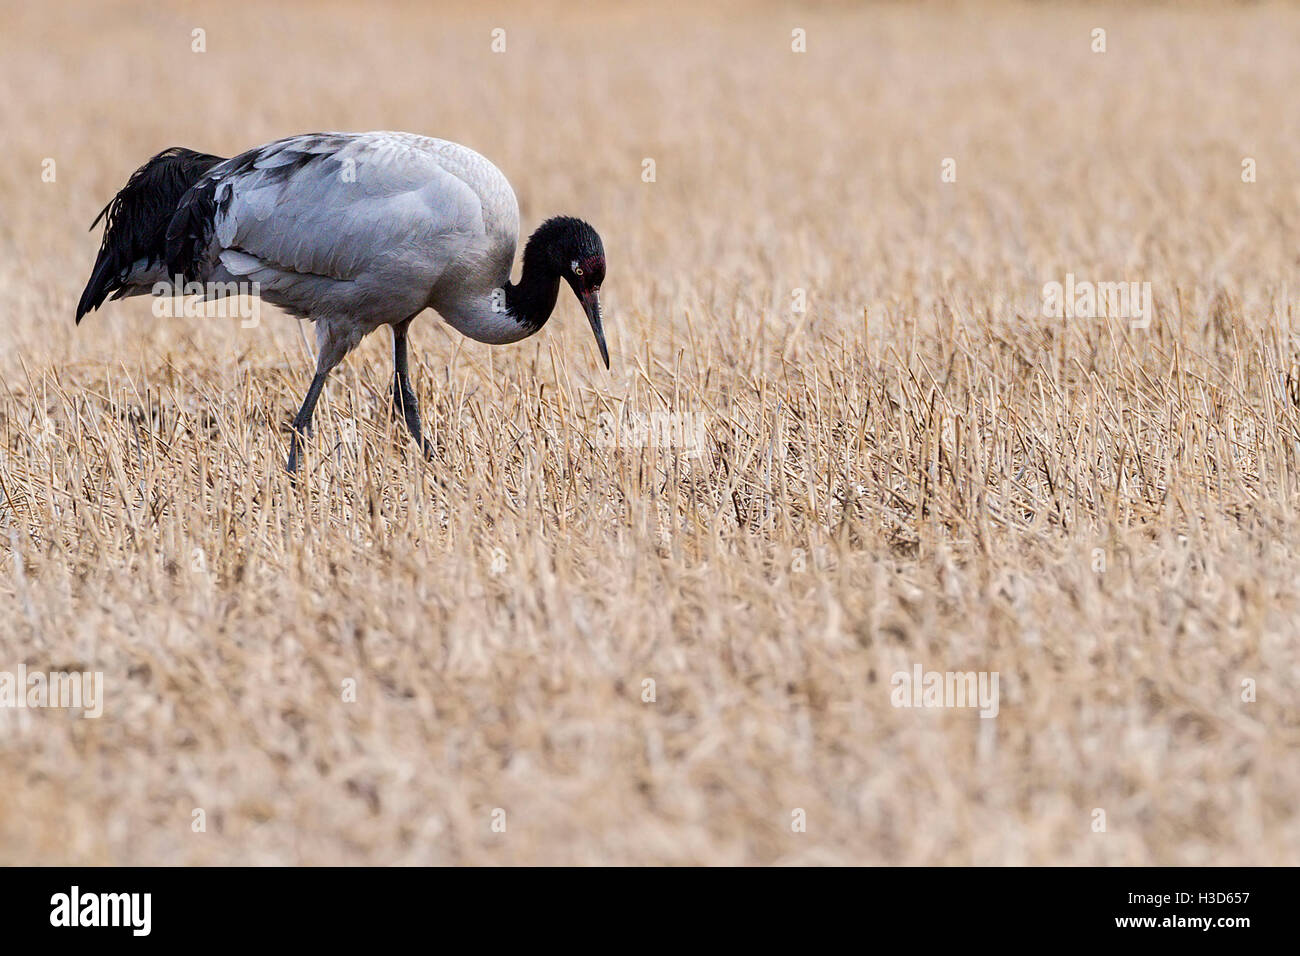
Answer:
[{"xmin": 184, "ymin": 131, "xmax": 528, "ymax": 358}]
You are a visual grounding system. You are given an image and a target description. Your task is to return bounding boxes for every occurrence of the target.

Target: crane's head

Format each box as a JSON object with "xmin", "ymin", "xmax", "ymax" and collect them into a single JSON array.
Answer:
[{"xmin": 530, "ymin": 216, "xmax": 608, "ymax": 368}]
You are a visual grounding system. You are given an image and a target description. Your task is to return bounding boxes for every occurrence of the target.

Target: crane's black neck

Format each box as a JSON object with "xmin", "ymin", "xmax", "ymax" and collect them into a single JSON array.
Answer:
[
  {"xmin": 501, "ymin": 216, "xmax": 603, "ymax": 334},
  {"xmin": 504, "ymin": 254, "xmax": 561, "ymax": 332}
]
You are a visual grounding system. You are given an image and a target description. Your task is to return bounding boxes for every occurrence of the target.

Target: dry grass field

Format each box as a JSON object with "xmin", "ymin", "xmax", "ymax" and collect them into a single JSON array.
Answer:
[{"xmin": 1, "ymin": 0, "xmax": 1298, "ymax": 865}]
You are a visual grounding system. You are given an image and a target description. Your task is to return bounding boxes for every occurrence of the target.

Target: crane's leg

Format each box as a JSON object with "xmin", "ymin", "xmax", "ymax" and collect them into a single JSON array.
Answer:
[
  {"xmin": 287, "ymin": 323, "xmax": 350, "ymax": 474},
  {"xmin": 391, "ymin": 318, "xmax": 435, "ymax": 458},
  {"xmin": 286, "ymin": 373, "xmax": 327, "ymax": 474}
]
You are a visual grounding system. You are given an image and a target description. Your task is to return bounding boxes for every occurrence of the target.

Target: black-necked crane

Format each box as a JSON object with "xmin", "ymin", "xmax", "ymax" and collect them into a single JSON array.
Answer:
[{"xmin": 76, "ymin": 131, "xmax": 609, "ymax": 473}]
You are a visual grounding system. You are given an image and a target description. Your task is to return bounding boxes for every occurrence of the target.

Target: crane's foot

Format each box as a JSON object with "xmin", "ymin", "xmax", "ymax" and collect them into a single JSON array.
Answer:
[
  {"xmin": 286, "ymin": 427, "xmax": 308, "ymax": 476},
  {"xmin": 392, "ymin": 377, "xmax": 437, "ymax": 460},
  {"xmin": 285, "ymin": 368, "xmax": 331, "ymax": 479}
]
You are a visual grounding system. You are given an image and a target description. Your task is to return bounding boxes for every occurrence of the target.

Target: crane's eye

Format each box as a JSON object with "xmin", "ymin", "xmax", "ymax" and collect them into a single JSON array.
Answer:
[{"xmin": 573, "ymin": 264, "xmax": 583, "ymax": 276}]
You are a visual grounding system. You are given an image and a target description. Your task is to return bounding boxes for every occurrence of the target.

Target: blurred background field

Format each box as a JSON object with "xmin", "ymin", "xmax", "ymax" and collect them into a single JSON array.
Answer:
[{"xmin": 0, "ymin": 0, "xmax": 1298, "ymax": 864}]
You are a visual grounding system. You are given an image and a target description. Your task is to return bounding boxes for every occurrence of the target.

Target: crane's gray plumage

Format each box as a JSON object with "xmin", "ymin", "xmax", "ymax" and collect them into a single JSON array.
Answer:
[{"xmin": 78, "ymin": 131, "xmax": 609, "ymax": 473}]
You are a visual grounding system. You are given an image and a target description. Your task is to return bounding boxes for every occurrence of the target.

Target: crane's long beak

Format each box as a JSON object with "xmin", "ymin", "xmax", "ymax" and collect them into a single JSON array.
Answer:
[{"xmin": 581, "ymin": 290, "xmax": 609, "ymax": 369}]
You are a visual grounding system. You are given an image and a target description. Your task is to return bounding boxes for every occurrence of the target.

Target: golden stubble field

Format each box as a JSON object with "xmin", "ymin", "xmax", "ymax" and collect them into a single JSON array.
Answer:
[{"xmin": 0, "ymin": 0, "xmax": 1298, "ymax": 864}]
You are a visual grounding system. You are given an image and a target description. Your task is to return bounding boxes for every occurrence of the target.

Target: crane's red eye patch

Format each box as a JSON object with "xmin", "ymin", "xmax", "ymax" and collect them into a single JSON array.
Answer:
[{"xmin": 581, "ymin": 255, "xmax": 605, "ymax": 280}]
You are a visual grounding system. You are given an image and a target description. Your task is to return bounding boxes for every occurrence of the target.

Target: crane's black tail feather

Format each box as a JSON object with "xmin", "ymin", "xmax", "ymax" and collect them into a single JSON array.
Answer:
[{"xmin": 76, "ymin": 147, "xmax": 227, "ymax": 324}]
